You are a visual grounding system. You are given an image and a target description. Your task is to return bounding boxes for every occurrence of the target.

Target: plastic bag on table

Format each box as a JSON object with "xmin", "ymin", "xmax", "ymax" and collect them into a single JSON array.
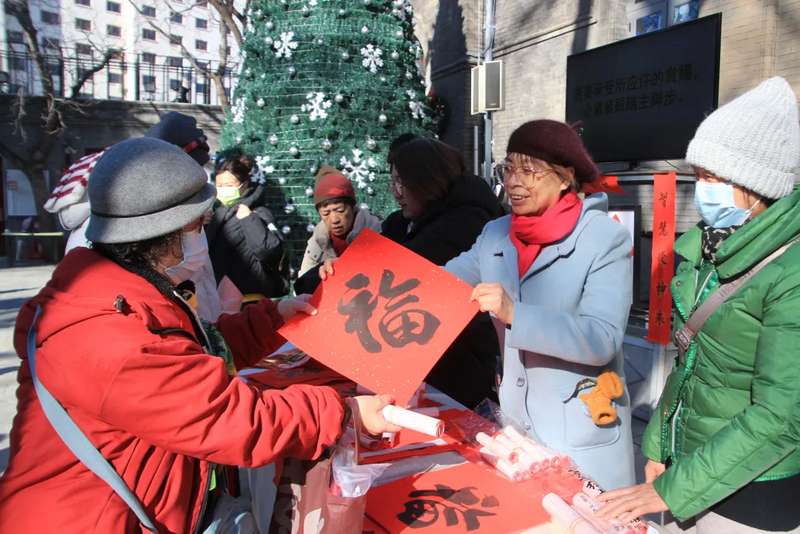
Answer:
[{"xmin": 330, "ymin": 433, "xmax": 389, "ymax": 498}]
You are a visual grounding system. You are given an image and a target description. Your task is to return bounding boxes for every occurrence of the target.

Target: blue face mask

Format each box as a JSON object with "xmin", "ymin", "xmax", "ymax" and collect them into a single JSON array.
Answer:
[{"xmin": 694, "ymin": 181, "xmax": 759, "ymax": 229}]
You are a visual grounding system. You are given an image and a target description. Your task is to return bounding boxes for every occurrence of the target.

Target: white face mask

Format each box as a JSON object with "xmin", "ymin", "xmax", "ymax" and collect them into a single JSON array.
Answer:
[{"xmin": 165, "ymin": 228, "xmax": 209, "ymax": 285}]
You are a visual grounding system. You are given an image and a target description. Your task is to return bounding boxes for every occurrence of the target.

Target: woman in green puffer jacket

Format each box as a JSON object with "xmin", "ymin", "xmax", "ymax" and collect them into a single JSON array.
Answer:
[{"xmin": 598, "ymin": 77, "xmax": 800, "ymax": 533}]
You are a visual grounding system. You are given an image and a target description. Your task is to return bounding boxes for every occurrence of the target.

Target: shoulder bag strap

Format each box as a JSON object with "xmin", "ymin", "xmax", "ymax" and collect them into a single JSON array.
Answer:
[
  {"xmin": 27, "ymin": 306, "xmax": 157, "ymax": 533},
  {"xmin": 675, "ymin": 236, "xmax": 800, "ymax": 354}
]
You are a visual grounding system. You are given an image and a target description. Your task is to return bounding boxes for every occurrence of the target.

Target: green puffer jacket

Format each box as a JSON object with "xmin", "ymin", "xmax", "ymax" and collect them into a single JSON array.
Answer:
[{"xmin": 641, "ymin": 187, "xmax": 800, "ymax": 521}]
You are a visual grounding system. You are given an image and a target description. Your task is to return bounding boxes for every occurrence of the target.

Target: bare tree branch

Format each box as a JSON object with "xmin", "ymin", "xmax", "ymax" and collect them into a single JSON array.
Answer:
[
  {"xmin": 208, "ymin": 0, "xmax": 243, "ymax": 48},
  {"xmin": 0, "ymin": 138, "xmax": 27, "ymax": 170},
  {"xmin": 69, "ymin": 48, "xmax": 121, "ymax": 99},
  {"xmin": 129, "ymin": 0, "xmax": 232, "ymax": 109}
]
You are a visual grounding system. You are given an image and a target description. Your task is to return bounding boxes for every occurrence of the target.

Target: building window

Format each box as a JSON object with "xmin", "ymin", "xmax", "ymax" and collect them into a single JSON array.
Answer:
[
  {"xmin": 169, "ymin": 34, "xmax": 182, "ymax": 46},
  {"xmin": 107, "ymin": 1, "xmax": 121, "ymax": 12},
  {"xmin": 168, "ymin": 56, "xmax": 182, "ymax": 67},
  {"xmin": 76, "ymin": 43, "xmax": 93, "ymax": 56},
  {"xmin": 75, "ymin": 0, "xmax": 91, "ymax": 6},
  {"xmin": 141, "ymin": 52, "xmax": 156, "ymax": 63},
  {"xmin": 108, "ymin": 73, "xmax": 122, "ymax": 84},
  {"xmin": 170, "ymin": 12, "xmax": 183, "ymax": 23},
  {"xmin": 107, "ymin": 25, "xmax": 121, "ymax": 37},
  {"xmin": 195, "ymin": 39, "xmax": 207, "ymax": 51},
  {"xmin": 76, "ymin": 18, "xmax": 92, "ymax": 31},
  {"xmin": 142, "ymin": 74, "xmax": 156, "ymax": 85},
  {"xmin": 77, "ymin": 67, "xmax": 94, "ymax": 81},
  {"xmin": 42, "ymin": 37, "xmax": 60, "ymax": 50},
  {"xmin": 7, "ymin": 30, "xmax": 24, "ymax": 44},
  {"xmin": 10, "ymin": 56, "xmax": 27, "ymax": 71},
  {"xmin": 195, "ymin": 18, "xmax": 208, "ymax": 29},
  {"xmin": 142, "ymin": 5, "xmax": 156, "ymax": 17},
  {"xmin": 47, "ymin": 59, "xmax": 62, "ymax": 76},
  {"xmin": 142, "ymin": 28, "xmax": 156, "ymax": 41},
  {"xmin": 41, "ymin": 10, "xmax": 60, "ymax": 24}
]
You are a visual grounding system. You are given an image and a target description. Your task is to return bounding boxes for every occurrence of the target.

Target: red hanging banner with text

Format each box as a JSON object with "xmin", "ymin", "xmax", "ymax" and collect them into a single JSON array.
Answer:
[{"xmin": 647, "ymin": 172, "xmax": 676, "ymax": 344}]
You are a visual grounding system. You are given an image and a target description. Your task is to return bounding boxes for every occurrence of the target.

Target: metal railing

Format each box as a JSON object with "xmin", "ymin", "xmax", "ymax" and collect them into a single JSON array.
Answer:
[{"xmin": 0, "ymin": 49, "xmax": 236, "ymax": 105}]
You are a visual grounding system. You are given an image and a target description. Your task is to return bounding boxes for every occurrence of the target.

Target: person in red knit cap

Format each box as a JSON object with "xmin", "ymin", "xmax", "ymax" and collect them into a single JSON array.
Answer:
[{"xmin": 299, "ymin": 165, "xmax": 383, "ymax": 275}]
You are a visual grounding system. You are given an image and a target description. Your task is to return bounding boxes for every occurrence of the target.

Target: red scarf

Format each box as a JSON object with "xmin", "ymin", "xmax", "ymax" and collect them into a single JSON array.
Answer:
[
  {"xmin": 510, "ymin": 191, "xmax": 583, "ymax": 278},
  {"xmin": 330, "ymin": 232, "xmax": 349, "ymax": 256}
]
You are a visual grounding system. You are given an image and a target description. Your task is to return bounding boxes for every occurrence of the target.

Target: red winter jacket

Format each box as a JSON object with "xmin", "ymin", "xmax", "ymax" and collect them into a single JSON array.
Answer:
[{"xmin": 0, "ymin": 248, "xmax": 345, "ymax": 533}]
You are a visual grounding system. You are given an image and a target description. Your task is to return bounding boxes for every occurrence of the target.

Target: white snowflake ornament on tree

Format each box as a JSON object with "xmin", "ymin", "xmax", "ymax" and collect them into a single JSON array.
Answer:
[
  {"xmin": 274, "ymin": 32, "xmax": 299, "ymax": 58},
  {"xmin": 250, "ymin": 155, "xmax": 274, "ymax": 183},
  {"xmin": 339, "ymin": 149, "xmax": 377, "ymax": 188},
  {"xmin": 301, "ymin": 92, "xmax": 332, "ymax": 121},
  {"xmin": 230, "ymin": 97, "xmax": 246, "ymax": 123},
  {"xmin": 360, "ymin": 44, "xmax": 384, "ymax": 73},
  {"xmin": 409, "ymin": 100, "xmax": 426, "ymax": 119}
]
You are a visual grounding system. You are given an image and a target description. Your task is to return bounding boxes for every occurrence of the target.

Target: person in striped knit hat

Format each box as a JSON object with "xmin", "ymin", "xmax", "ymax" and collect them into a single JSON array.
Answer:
[{"xmin": 44, "ymin": 112, "xmax": 210, "ymax": 253}]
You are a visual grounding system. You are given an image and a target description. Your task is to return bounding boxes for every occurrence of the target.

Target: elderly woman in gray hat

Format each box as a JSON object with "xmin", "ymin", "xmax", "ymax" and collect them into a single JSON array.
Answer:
[{"xmin": 0, "ymin": 137, "xmax": 400, "ymax": 534}]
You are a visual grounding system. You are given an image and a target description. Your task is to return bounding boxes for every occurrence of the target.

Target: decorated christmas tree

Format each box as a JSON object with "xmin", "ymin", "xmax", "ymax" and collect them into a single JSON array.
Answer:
[{"xmin": 220, "ymin": 0, "xmax": 436, "ymax": 279}]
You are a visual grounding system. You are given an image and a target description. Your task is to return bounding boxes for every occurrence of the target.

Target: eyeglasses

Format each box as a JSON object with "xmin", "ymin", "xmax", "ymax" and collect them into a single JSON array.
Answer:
[
  {"xmin": 495, "ymin": 163, "xmax": 554, "ymax": 188},
  {"xmin": 389, "ymin": 179, "xmax": 404, "ymax": 197}
]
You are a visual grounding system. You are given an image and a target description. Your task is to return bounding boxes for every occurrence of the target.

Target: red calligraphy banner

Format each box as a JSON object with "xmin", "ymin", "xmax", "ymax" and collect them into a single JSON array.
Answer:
[
  {"xmin": 647, "ymin": 172, "xmax": 676, "ymax": 344},
  {"xmin": 279, "ymin": 229, "xmax": 480, "ymax": 407},
  {"xmin": 583, "ymin": 175, "xmax": 626, "ymax": 195}
]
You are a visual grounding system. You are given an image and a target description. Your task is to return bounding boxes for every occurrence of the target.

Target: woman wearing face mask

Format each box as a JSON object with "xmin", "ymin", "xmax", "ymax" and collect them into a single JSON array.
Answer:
[
  {"xmin": 0, "ymin": 137, "xmax": 401, "ymax": 533},
  {"xmin": 441, "ymin": 120, "xmax": 636, "ymax": 490},
  {"xmin": 598, "ymin": 78, "xmax": 800, "ymax": 533},
  {"xmin": 207, "ymin": 151, "xmax": 287, "ymax": 300}
]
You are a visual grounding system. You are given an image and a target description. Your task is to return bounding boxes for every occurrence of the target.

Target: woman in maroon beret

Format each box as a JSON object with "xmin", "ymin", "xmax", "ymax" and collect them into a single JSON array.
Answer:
[{"xmin": 444, "ymin": 120, "xmax": 636, "ymax": 489}]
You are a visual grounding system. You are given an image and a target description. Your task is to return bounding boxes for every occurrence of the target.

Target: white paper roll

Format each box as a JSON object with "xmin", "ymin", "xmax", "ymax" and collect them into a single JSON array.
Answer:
[
  {"xmin": 479, "ymin": 447, "xmax": 524, "ymax": 482},
  {"xmin": 382, "ymin": 405, "xmax": 444, "ymax": 437},
  {"xmin": 542, "ymin": 493, "xmax": 602, "ymax": 534},
  {"xmin": 476, "ymin": 432, "xmax": 519, "ymax": 463},
  {"xmin": 502, "ymin": 426, "xmax": 553, "ymax": 463},
  {"xmin": 412, "ymin": 407, "xmax": 440, "ymax": 417},
  {"xmin": 572, "ymin": 493, "xmax": 629, "ymax": 534},
  {"xmin": 495, "ymin": 433, "xmax": 535, "ymax": 469}
]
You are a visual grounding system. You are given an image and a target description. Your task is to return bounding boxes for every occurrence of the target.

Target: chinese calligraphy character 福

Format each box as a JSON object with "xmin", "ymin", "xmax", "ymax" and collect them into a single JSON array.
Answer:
[{"xmin": 338, "ymin": 270, "xmax": 442, "ymax": 353}]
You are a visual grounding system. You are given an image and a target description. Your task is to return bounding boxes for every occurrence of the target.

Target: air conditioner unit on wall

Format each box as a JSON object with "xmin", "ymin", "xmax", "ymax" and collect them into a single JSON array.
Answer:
[{"xmin": 471, "ymin": 60, "xmax": 505, "ymax": 115}]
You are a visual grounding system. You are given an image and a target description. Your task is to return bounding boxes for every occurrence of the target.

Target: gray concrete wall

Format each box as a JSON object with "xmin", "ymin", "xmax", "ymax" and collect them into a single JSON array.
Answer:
[{"xmin": 0, "ymin": 97, "xmax": 224, "ymax": 181}]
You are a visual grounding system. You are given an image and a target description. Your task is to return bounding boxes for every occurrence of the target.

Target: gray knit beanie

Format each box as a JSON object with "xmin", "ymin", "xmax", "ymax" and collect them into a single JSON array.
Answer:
[
  {"xmin": 686, "ymin": 77, "xmax": 800, "ymax": 200},
  {"xmin": 86, "ymin": 137, "xmax": 216, "ymax": 244}
]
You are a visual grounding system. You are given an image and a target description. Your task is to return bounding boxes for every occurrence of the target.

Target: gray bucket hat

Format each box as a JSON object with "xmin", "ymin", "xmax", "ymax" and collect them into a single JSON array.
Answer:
[{"xmin": 86, "ymin": 137, "xmax": 216, "ymax": 244}]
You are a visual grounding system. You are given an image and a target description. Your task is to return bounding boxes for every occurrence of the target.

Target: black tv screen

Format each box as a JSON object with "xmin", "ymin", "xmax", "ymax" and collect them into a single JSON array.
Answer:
[{"xmin": 565, "ymin": 14, "xmax": 721, "ymax": 163}]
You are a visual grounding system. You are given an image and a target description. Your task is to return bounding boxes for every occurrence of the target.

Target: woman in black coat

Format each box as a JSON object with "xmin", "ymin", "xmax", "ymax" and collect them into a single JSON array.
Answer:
[
  {"xmin": 207, "ymin": 153, "xmax": 287, "ymax": 298},
  {"xmin": 382, "ymin": 137, "xmax": 505, "ymax": 408}
]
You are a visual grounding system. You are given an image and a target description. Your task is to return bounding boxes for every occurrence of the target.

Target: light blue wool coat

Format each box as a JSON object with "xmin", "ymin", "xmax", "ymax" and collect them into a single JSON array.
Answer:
[{"xmin": 445, "ymin": 193, "xmax": 636, "ymax": 489}]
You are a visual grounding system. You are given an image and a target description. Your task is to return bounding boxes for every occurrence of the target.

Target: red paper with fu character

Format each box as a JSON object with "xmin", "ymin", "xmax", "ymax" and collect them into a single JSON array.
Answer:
[{"xmin": 279, "ymin": 229, "xmax": 480, "ymax": 407}]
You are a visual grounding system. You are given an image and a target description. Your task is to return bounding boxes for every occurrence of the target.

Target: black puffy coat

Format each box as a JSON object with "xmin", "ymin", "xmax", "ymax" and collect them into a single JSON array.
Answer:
[
  {"xmin": 207, "ymin": 184, "xmax": 287, "ymax": 297},
  {"xmin": 381, "ymin": 173, "xmax": 505, "ymax": 408}
]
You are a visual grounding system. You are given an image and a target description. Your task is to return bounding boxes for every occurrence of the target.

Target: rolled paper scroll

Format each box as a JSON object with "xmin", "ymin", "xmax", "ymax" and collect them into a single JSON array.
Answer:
[
  {"xmin": 382, "ymin": 432, "xmax": 397, "ymax": 448},
  {"xmin": 578, "ymin": 479, "xmax": 650, "ymax": 534},
  {"xmin": 479, "ymin": 447, "xmax": 525, "ymax": 482},
  {"xmin": 572, "ymin": 493, "xmax": 629, "ymax": 534},
  {"xmin": 476, "ymin": 432, "xmax": 519, "ymax": 464},
  {"xmin": 542, "ymin": 493, "xmax": 602, "ymax": 534},
  {"xmin": 494, "ymin": 433, "xmax": 536, "ymax": 469},
  {"xmin": 382, "ymin": 405, "xmax": 444, "ymax": 438},
  {"xmin": 502, "ymin": 426, "xmax": 554, "ymax": 465},
  {"xmin": 359, "ymin": 433, "xmax": 382, "ymax": 451},
  {"xmin": 412, "ymin": 407, "xmax": 440, "ymax": 418}
]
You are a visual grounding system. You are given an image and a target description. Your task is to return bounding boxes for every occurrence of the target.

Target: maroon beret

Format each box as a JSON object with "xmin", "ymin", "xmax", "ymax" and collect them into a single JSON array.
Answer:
[{"xmin": 506, "ymin": 120, "xmax": 599, "ymax": 185}]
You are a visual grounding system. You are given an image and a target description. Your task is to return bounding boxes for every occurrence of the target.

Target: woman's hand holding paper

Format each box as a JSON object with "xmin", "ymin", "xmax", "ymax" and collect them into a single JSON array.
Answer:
[
  {"xmin": 354, "ymin": 395, "xmax": 403, "ymax": 436},
  {"xmin": 470, "ymin": 283, "xmax": 515, "ymax": 324},
  {"xmin": 595, "ymin": 482, "xmax": 669, "ymax": 524},
  {"xmin": 319, "ymin": 258, "xmax": 338, "ymax": 280},
  {"xmin": 276, "ymin": 294, "xmax": 317, "ymax": 321}
]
